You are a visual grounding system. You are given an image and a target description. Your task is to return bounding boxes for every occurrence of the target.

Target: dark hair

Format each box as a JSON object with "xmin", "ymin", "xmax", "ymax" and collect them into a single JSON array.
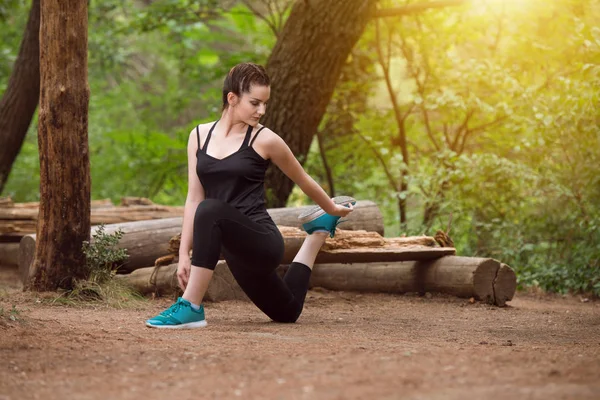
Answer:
[{"xmin": 222, "ymin": 63, "xmax": 270, "ymax": 110}]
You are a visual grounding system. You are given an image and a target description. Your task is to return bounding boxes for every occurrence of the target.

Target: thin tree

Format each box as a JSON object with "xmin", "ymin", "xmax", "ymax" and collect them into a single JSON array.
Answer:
[
  {"xmin": 0, "ymin": 0, "xmax": 40, "ymax": 193},
  {"xmin": 29, "ymin": 0, "xmax": 91, "ymax": 290}
]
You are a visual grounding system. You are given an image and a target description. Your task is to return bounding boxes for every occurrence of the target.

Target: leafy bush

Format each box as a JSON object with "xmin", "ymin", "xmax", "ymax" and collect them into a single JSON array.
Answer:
[{"xmin": 81, "ymin": 224, "xmax": 129, "ymax": 284}]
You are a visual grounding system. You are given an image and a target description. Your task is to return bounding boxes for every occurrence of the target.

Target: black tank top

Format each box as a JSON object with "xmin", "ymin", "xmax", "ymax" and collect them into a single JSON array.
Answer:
[{"xmin": 196, "ymin": 121, "xmax": 273, "ymax": 225}]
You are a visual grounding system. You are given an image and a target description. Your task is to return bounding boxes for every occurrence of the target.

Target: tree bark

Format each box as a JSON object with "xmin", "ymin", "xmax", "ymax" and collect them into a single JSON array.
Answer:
[
  {"xmin": 0, "ymin": 0, "xmax": 40, "ymax": 193},
  {"xmin": 262, "ymin": 0, "xmax": 377, "ymax": 207},
  {"xmin": 315, "ymin": 128, "xmax": 335, "ymax": 197},
  {"xmin": 30, "ymin": 0, "xmax": 90, "ymax": 290}
]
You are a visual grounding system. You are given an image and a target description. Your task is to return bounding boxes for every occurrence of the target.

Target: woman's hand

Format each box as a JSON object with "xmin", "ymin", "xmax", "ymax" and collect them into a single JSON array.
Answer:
[
  {"xmin": 327, "ymin": 202, "xmax": 354, "ymax": 217},
  {"xmin": 177, "ymin": 256, "xmax": 191, "ymax": 291}
]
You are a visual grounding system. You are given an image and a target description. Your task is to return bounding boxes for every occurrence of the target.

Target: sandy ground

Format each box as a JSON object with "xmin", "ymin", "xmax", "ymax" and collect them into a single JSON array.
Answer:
[{"xmin": 0, "ymin": 266, "xmax": 599, "ymax": 400}]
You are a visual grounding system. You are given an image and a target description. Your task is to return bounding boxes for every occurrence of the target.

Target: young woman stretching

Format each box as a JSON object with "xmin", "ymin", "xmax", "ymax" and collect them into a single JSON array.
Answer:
[{"xmin": 146, "ymin": 63, "xmax": 355, "ymax": 329}]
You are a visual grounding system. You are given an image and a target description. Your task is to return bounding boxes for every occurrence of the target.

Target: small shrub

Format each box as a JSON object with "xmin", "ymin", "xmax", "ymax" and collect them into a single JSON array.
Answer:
[{"xmin": 81, "ymin": 224, "xmax": 129, "ymax": 284}]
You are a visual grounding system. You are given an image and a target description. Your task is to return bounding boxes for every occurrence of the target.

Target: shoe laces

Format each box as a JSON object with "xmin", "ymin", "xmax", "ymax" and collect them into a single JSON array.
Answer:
[
  {"xmin": 328, "ymin": 219, "xmax": 348, "ymax": 238},
  {"xmin": 160, "ymin": 300, "xmax": 184, "ymax": 316}
]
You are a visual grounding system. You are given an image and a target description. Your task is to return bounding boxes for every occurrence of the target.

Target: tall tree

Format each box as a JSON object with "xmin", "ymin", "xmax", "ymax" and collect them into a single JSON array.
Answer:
[
  {"xmin": 0, "ymin": 0, "xmax": 40, "ymax": 194},
  {"xmin": 29, "ymin": 0, "xmax": 91, "ymax": 290},
  {"xmin": 262, "ymin": 0, "xmax": 376, "ymax": 207},
  {"xmin": 262, "ymin": 0, "xmax": 470, "ymax": 207}
]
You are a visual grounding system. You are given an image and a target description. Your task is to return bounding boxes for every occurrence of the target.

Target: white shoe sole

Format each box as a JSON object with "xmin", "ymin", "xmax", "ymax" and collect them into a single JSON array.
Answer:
[
  {"xmin": 145, "ymin": 320, "xmax": 207, "ymax": 329},
  {"xmin": 297, "ymin": 196, "xmax": 356, "ymax": 224}
]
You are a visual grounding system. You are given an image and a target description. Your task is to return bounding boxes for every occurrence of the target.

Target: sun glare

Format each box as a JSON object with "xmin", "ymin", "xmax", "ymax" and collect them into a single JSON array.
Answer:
[{"xmin": 473, "ymin": 0, "xmax": 539, "ymax": 15}]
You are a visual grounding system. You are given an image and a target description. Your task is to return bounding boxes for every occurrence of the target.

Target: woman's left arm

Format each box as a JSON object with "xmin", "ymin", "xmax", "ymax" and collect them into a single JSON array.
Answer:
[{"xmin": 264, "ymin": 130, "xmax": 338, "ymax": 214}]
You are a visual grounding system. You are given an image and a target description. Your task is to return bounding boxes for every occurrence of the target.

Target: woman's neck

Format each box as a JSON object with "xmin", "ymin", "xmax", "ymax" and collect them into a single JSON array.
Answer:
[{"xmin": 218, "ymin": 109, "xmax": 248, "ymax": 137}]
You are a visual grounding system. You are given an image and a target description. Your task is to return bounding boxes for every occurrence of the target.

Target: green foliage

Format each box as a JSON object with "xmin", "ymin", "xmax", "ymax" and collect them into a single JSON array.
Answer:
[
  {"xmin": 0, "ymin": 0, "xmax": 28, "ymax": 93},
  {"xmin": 304, "ymin": 0, "xmax": 600, "ymax": 295},
  {"xmin": 82, "ymin": 224, "xmax": 128, "ymax": 284},
  {"xmin": 1, "ymin": 0, "xmax": 598, "ymax": 297},
  {"xmin": 2, "ymin": 0, "xmax": 277, "ymax": 204}
]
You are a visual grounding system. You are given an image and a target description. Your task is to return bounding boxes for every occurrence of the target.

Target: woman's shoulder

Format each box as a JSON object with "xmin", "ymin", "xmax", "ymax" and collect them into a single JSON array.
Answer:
[
  {"xmin": 188, "ymin": 121, "xmax": 217, "ymax": 143},
  {"xmin": 255, "ymin": 125, "xmax": 282, "ymax": 143},
  {"xmin": 188, "ymin": 121, "xmax": 216, "ymax": 137}
]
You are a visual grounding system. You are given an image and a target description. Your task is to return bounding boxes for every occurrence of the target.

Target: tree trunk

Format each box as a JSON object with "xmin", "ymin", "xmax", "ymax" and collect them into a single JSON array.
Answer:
[
  {"xmin": 29, "ymin": 0, "xmax": 90, "ymax": 290},
  {"xmin": 262, "ymin": 0, "xmax": 376, "ymax": 207},
  {"xmin": 315, "ymin": 128, "xmax": 335, "ymax": 197},
  {"xmin": 0, "ymin": 0, "xmax": 40, "ymax": 193}
]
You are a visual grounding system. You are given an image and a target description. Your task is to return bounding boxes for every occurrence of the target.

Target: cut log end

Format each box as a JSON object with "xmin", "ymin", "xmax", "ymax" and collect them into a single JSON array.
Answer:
[
  {"xmin": 493, "ymin": 263, "xmax": 517, "ymax": 307},
  {"xmin": 18, "ymin": 235, "xmax": 36, "ymax": 284},
  {"xmin": 472, "ymin": 258, "xmax": 500, "ymax": 304}
]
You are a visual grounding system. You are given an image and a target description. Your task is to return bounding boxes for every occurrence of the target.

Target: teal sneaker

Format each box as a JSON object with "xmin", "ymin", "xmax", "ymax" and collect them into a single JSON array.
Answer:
[
  {"xmin": 298, "ymin": 196, "xmax": 356, "ymax": 238},
  {"xmin": 145, "ymin": 297, "xmax": 207, "ymax": 329}
]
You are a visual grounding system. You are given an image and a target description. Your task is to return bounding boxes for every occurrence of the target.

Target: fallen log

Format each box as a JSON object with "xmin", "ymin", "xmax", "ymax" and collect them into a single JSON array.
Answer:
[
  {"xmin": 0, "ymin": 198, "xmax": 114, "ymax": 210},
  {"xmin": 0, "ymin": 242, "xmax": 19, "ymax": 267},
  {"xmin": 269, "ymin": 200, "xmax": 384, "ymax": 235},
  {"xmin": 169, "ymin": 228, "xmax": 444, "ymax": 265},
  {"xmin": 119, "ymin": 256, "xmax": 515, "ymax": 306},
  {"xmin": 18, "ymin": 201, "xmax": 386, "ymax": 282},
  {"xmin": 19, "ymin": 218, "xmax": 184, "ymax": 284},
  {"xmin": 311, "ymin": 257, "xmax": 500, "ymax": 303},
  {"xmin": 1, "ymin": 205, "xmax": 185, "ymax": 236},
  {"xmin": 115, "ymin": 261, "xmax": 248, "ymax": 302},
  {"xmin": 1, "ymin": 199, "xmax": 384, "ymax": 238}
]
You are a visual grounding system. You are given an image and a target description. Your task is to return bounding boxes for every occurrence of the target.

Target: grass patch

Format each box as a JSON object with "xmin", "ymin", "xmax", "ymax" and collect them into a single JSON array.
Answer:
[
  {"xmin": 39, "ymin": 223, "xmax": 149, "ymax": 309},
  {"xmin": 45, "ymin": 278, "xmax": 148, "ymax": 309},
  {"xmin": 0, "ymin": 304, "xmax": 24, "ymax": 327}
]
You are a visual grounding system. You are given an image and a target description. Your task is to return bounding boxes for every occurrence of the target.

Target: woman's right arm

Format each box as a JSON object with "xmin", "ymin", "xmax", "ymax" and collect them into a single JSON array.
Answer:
[{"xmin": 179, "ymin": 128, "xmax": 205, "ymax": 261}]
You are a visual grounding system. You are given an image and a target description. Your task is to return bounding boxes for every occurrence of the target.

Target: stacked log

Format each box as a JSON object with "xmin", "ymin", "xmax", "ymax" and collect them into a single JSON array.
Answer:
[
  {"xmin": 0, "ymin": 243, "xmax": 19, "ymax": 268},
  {"xmin": 116, "ymin": 222, "xmax": 515, "ymax": 306},
  {"xmin": 118, "ymin": 256, "xmax": 516, "ymax": 306},
  {"xmin": 115, "ymin": 261, "xmax": 249, "ymax": 302},
  {"xmin": 269, "ymin": 200, "xmax": 383, "ymax": 235},
  {"xmin": 17, "ymin": 201, "xmax": 386, "ymax": 281},
  {"xmin": 10, "ymin": 196, "xmax": 517, "ymax": 306}
]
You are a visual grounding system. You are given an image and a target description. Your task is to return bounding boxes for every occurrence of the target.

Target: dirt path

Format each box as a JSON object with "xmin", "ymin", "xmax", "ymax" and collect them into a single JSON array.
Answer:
[{"xmin": 1, "ymin": 267, "xmax": 599, "ymax": 400}]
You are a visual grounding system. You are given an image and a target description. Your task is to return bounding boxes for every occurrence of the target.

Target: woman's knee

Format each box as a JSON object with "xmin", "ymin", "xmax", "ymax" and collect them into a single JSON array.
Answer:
[{"xmin": 271, "ymin": 306, "xmax": 302, "ymax": 323}]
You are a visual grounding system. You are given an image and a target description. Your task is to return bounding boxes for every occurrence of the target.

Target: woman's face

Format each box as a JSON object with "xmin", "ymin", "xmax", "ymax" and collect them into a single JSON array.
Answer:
[{"xmin": 231, "ymin": 84, "xmax": 270, "ymax": 126}]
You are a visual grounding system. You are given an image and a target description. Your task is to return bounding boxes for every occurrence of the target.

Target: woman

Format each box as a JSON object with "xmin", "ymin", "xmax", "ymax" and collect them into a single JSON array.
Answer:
[{"xmin": 146, "ymin": 63, "xmax": 355, "ymax": 329}]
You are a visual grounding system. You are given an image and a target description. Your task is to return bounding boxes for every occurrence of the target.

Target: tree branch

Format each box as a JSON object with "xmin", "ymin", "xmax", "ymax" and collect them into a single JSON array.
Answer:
[
  {"xmin": 242, "ymin": 1, "xmax": 279, "ymax": 37},
  {"xmin": 375, "ymin": 0, "xmax": 470, "ymax": 19},
  {"xmin": 442, "ymin": 122, "xmax": 451, "ymax": 147},
  {"xmin": 451, "ymin": 109, "xmax": 475, "ymax": 151},
  {"xmin": 357, "ymin": 132, "xmax": 397, "ymax": 191},
  {"xmin": 458, "ymin": 115, "xmax": 508, "ymax": 154}
]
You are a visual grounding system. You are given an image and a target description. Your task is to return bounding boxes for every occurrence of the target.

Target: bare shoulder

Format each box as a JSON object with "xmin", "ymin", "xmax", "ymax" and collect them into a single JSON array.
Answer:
[
  {"xmin": 254, "ymin": 126, "xmax": 285, "ymax": 147},
  {"xmin": 188, "ymin": 121, "xmax": 215, "ymax": 148},
  {"xmin": 253, "ymin": 126, "xmax": 288, "ymax": 159}
]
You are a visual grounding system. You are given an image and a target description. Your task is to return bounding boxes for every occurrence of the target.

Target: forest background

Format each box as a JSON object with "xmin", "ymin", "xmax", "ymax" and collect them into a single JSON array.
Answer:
[{"xmin": 1, "ymin": 0, "xmax": 598, "ymax": 295}]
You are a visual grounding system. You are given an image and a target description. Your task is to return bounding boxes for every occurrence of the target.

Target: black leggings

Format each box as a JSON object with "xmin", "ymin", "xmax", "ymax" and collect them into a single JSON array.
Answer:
[{"xmin": 191, "ymin": 199, "xmax": 311, "ymax": 323}]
